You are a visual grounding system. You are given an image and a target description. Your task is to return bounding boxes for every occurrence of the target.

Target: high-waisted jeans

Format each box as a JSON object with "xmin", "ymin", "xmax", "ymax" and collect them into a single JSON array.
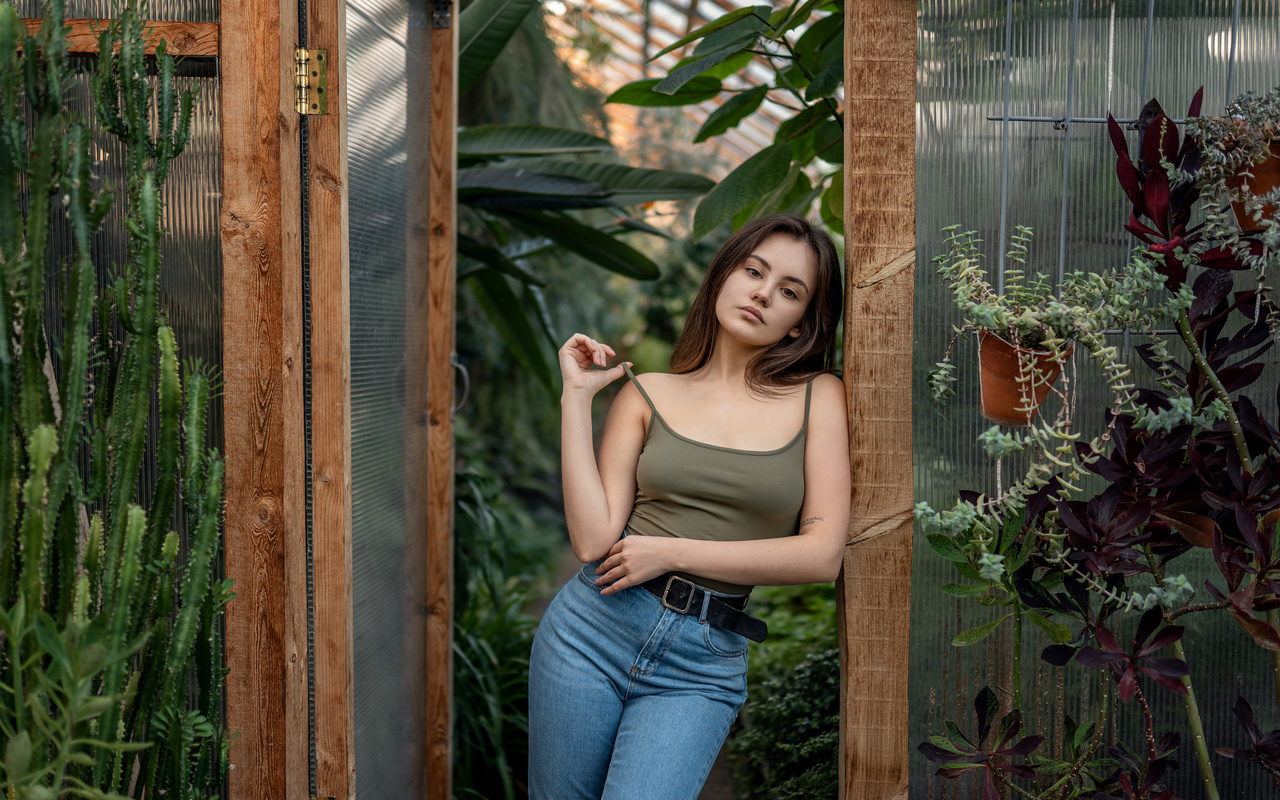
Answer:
[{"xmin": 527, "ymin": 559, "xmax": 749, "ymax": 800}]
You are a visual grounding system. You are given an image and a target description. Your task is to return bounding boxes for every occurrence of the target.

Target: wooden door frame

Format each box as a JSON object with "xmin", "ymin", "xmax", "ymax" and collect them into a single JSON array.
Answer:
[
  {"xmin": 839, "ymin": 1, "xmax": 917, "ymax": 798},
  {"xmin": 220, "ymin": 0, "xmax": 354, "ymax": 794}
]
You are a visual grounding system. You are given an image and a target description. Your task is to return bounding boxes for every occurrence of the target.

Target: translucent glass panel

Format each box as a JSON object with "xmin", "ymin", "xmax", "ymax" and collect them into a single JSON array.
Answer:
[
  {"xmin": 15, "ymin": 0, "xmax": 217, "ymax": 22},
  {"xmin": 39, "ymin": 62, "xmax": 222, "ymax": 509},
  {"xmin": 912, "ymin": 1, "xmax": 1279, "ymax": 797},
  {"xmin": 346, "ymin": 0, "xmax": 416, "ymax": 796}
]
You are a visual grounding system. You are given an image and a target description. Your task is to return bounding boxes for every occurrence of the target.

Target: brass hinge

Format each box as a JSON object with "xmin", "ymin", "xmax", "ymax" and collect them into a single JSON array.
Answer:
[{"xmin": 294, "ymin": 47, "xmax": 328, "ymax": 115}]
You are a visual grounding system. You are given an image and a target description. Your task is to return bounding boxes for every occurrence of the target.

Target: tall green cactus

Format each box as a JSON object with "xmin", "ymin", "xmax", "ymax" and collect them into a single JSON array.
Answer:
[{"xmin": 0, "ymin": 1, "xmax": 232, "ymax": 798}]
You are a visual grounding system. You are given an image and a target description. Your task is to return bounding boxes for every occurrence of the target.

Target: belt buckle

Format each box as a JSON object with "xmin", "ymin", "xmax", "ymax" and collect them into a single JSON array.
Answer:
[{"xmin": 661, "ymin": 575, "xmax": 696, "ymax": 614}]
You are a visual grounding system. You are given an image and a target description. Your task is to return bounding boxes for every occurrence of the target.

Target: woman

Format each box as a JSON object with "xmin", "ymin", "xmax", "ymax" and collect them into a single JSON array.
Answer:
[{"xmin": 528, "ymin": 214, "xmax": 850, "ymax": 800}]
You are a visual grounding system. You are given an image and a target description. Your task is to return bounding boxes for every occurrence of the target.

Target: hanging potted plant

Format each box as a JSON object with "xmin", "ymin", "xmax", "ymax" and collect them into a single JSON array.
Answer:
[
  {"xmin": 1189, "ymin": 86, "xmax": 1280, "ymax": 233},
  {"xmin": 929, "ymin": 226, "xmax": 1075, "ymax": 428}
]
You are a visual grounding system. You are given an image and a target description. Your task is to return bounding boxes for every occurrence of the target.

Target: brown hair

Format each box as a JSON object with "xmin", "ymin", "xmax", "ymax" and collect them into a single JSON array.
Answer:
[{"xmin": 669, "ymin": 214, "xmax": 843, "ymax": 395}]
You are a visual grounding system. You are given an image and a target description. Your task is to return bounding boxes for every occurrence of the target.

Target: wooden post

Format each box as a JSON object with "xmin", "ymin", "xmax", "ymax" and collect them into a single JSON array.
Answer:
[
  {"xmin": 307, "ymin": 0, "xmax": 356, "ymax": 796},
  {"xmin": 220, "ymin": 0, "xmax": 308, "ymax": 796},
  {"xmin": 426, "ymin": 5, "xmax": 458, "ymax": 799},
  {"xmin": 838, "ymin": 1, "xmax": 916, "ymax": 798},
  {"xmin": 405, "ymin": 0, "xmax": 432, "ymax": 796}
]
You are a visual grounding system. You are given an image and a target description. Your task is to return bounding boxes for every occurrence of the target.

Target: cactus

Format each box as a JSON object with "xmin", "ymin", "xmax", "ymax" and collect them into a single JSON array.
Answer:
[{"xmin": 0, "ymin": 1, "xmax": 231, "ymax": 798}]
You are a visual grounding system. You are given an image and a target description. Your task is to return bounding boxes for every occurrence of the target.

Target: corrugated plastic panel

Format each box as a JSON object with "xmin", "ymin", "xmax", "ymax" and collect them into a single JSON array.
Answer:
[
  {"xmin": 912, "ymin": 1, "xmax": 1280, "ymax": 797},
  {"xmin": 346, "ymin": 0, "xmax": 416, "ymax": 796}
]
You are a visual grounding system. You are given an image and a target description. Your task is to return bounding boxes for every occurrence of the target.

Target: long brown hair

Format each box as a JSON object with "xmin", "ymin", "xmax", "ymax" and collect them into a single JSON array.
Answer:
[{"xmin": 670, "ymin": 214, "xmax": 842, "ymax": 395}]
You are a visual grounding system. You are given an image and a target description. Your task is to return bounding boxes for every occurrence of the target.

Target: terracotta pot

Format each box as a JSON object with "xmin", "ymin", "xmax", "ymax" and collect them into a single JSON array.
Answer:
[
  {"xmin": 978, "ymin": 331, "xmax": 1071, "ymax": 428},
  {"xmin": 1227, "ymin": 141, "xmax": 1280, "ymax": 233}
]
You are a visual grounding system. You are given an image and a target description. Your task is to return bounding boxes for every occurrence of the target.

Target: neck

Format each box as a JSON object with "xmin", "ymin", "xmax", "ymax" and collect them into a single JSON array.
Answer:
[{"xmin": 698, "ymin": 328, "xmax": 770, "ymax": 386}]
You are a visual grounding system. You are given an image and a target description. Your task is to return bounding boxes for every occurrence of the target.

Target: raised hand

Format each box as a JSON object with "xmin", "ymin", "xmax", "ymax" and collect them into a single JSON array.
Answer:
[{"xmin": 559, "ymin": 333, "xmax": 629, "ymax": 397}]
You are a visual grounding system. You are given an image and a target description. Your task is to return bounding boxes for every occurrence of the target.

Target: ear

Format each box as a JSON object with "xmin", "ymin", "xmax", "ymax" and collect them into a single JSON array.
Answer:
[{"xmin": 789, "ymin": 326, "xmax": 801, "ymax": 339}]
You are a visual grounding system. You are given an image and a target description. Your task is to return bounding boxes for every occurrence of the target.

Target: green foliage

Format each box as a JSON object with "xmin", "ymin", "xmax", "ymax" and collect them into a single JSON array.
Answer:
[
  {"xmin": 732, "ymin": 643, "xmax": 839, "ymax": 800},
  {"xmin": 0, "ymin": 1, "xmax": 229, "ymax": 797},
  {"xmin": 452, "ymin": 458, "xmax": 558, "ymax": 800},
  {"xmin": 458, "ymin": 0, "xmax": 540, "ymax": 93},
  {"xmin": 608, "ymin": 0, "xmax": 845, "ymax": 240},
  {"xmin": 456, "ymin": 3, "xmax": 714, "ymax": 393},
  {"xmin": 728, "ymin": 583, "xmax": 838, "ymax": 800}
]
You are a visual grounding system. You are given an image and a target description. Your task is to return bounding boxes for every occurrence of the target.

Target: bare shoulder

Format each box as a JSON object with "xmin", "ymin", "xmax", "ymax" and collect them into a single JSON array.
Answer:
[
  {"xmin": 809, "ymin": 372, "xmax": 845, "ymax": 402},
  {"xmin": 626, "ymin": 370, "xmax": 684, "ymax": 402},
  {"xmin": 606, "ymin": 372, "xmax": 656, "ymax": 428},
  {"xmin": 807, "ymin": 373, "xmax": 847, "ymax": 424}
]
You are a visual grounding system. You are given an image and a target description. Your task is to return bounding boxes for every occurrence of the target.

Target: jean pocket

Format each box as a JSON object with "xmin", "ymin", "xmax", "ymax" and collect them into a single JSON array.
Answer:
[{"xmin": 701, "ymin": 620, "xmax": 747, "ymax": 658}]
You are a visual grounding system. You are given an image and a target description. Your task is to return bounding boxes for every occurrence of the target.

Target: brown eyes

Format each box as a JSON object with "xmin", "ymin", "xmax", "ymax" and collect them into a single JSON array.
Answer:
[{"xmin": 744, "ymin": 266, "xmax": 800, "ymax": 300}]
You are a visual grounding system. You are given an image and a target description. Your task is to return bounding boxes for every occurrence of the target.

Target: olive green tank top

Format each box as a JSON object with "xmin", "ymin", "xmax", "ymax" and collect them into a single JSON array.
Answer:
[{"xmin": 621, "ymin": 365, "xmax": 811, "ymax": 595}]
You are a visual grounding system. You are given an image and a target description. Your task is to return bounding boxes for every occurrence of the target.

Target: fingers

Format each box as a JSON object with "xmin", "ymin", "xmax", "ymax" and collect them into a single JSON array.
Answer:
[
  {"xmin": 562, "ymin": 333, "xmax": 616, "ymax": 369},
  {"xmin": 599, "ymin": 575, "xmax": 636, "ymax": 595}
]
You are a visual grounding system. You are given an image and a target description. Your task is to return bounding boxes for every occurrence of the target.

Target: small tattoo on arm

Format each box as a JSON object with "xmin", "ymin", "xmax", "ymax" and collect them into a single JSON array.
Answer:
[{"xmin": 800, "ymin": 516, "xmax": 823, "ymax": 528}]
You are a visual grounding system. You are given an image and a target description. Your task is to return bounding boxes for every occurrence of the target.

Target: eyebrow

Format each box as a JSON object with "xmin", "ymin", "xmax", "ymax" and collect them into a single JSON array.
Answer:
[{"xmin": 747, "ymin": 254, "xmax": 811, "ymax": 294}]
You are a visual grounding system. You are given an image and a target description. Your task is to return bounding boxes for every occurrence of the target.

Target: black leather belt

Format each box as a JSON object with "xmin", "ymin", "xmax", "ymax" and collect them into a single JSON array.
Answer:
[{"xmin": 639, "ymin": 574, "xmax": 768, "ymax": 643}]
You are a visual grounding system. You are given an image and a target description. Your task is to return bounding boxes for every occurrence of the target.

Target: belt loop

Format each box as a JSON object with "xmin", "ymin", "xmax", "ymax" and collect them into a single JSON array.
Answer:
[{"xmin": 698, "ymin": 590, "xmax": 712, "ymax": 622}]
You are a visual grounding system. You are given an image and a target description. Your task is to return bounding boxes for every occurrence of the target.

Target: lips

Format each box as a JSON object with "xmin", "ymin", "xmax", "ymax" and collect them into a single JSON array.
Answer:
[{"xmin": 739, "ymin": 306, "xmax": 764, "ymax": 323}]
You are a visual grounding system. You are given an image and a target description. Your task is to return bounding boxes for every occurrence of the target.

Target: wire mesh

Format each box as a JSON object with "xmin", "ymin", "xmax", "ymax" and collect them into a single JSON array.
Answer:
[{"xmin": 912, "ymin": 1, "xmax": 1280, "ymax": 796}]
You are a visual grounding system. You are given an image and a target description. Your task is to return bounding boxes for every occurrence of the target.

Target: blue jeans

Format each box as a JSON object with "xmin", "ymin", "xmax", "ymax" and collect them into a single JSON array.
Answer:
[{"xmin": 527, "ymin": 560, "xmax": 749, "ymax": 800}]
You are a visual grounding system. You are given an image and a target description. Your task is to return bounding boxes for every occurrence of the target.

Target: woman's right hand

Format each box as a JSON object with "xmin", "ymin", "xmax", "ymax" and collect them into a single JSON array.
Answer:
[{"xmin": 559, "ymin": 333, "xmax": 629, "ymax": 397}]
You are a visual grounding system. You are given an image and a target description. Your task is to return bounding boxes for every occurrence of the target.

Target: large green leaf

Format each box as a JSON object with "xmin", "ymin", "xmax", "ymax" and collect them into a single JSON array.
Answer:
[
  {"xmin": 940, "ymin": 582, "xmax": 990, "ymax": 598},
  {"xmin": 776, "ymin": 105, "xmax": 828, "ymax": 143},
  {"xmin": 804, "ymin": 57, "xmax": 843, "ymax": 100},
  {"xmin": 951, "ymin": 614, "xmax": 1012, "ymax": 647},
  {"xmin": 770, "ymin": 0, "xmax": 833, "ymax": 36},
  {"xmin": 925, "ymin": 533, "xmax": 966, "ymax": 562},
  {"xmin": 794, "ymin": 12, "xmax": 842, "ymax": 69},
  {"xmin": 704, "ymin": 51, "xmax": 754, "ymax": 80},
  {"xmin": 692, "ymin": 143, "xmax": 792, "ymax": 240},
  {"xmin": 811, "ymin": 120, "xmax": 843, "ymax": 164},
  {"xmin": 692, "ymin": 13, "xmax": 770, "ymax": 58},
  {"xmin": 656, "ymin": 47, "xmax": 751, "ymax": 96},
  {"xmin": 495, "ymin": 158, "xmax": 713, "ymax": 205},
  {"xmin": 459, "ymin": 166, "xmax": 612, "ymax": 210},
  {"xmin": 501, "ymin": 210, "xmax": 661, "ymax": 280},
  {"xmin": 457, "ymin": 234, "xmax": 544, "ymax": 286},
  {"xmin": 466, "ymin": 269, "xmax": 555, "ymax": 393},
  {"xmin": 695, "ymin": 85, "xmax": 768, "ymax": 143},
  {"xmin": 459, "ymin": 0, "xmax": 539, "ymax": 93},
  {"xmin": 1026, "ymin": 613, "xmax": 1073, "ymax": 644},
  {"xmin": 650, "ymin": 5, "xmax": 771, "ymax": 60},
  {"xmin": 822, "ymin": 170, "xmax": 843, "ymax": 226},
  {"xmin": 606, "ymin": 77, "xmax": 722, "ymax": 107},
  {"xmin": 458, "ymin": 125, "xmax": 613, "ymax": 158}
]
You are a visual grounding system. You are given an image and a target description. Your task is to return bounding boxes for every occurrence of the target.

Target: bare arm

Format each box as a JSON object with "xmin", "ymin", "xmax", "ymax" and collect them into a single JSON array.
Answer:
[
  {"xmin": 593, "ymin": 373, "xmax": 850, "ymax": 591},
  {"xmin": 559, "ymin": 334, "xmax": 647, "ymax": 562}
]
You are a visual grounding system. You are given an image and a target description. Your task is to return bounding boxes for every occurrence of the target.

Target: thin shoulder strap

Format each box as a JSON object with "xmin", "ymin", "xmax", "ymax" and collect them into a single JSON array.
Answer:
[
  {"xmin": 803, "ymin": 378, "xmax": 814, "ymax": 426},
  {"xmin": 622, "ymin": 363, "xmax": 660, "ymax": 417}
]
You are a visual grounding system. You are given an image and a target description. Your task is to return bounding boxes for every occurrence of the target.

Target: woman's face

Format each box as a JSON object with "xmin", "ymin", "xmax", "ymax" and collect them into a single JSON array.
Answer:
[{"xmin": 713, "ymin": 233, "xmax": 818, "ymax": 349}]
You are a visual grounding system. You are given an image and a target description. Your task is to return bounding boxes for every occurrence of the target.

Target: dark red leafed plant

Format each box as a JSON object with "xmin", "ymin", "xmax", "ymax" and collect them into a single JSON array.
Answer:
[
  {"xmin": 917, "ymin": 83, "xmax": 1280, "ymax": 799},
  {"xmin": 1216, "ymin": 697, "xmax": 1280, "ymax": 789},
  {"xmin": 917, "ymin": 686, "xmax": 1044, "ymax": 800},
  {"xmin": 1074, "ymin": 610, "xmax": 1189, "ymax": 704}
]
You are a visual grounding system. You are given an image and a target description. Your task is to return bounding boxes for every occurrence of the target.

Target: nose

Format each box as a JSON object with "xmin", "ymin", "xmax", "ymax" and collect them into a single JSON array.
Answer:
[{"xmin": 751, "ymin": 285, "xmax": 769, "ymax": 306}]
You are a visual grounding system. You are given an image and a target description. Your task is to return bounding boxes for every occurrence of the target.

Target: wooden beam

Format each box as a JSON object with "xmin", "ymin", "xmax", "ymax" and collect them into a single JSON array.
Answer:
[
  {"xmin": 839, "ymin": 0, "xmax": 916, "ymax": 798},
  {"xmin": 306, "ymin": 0, "xmax": 355, "ymax": 796},
  {"xmin": 426, "ymin": 5, "xmax": 458, "ymax": 799},
  {"xmin": 404, "ymin": 0, "xmax": 432, "ymax": 796},
  {"xmin": 23, "ymin": 18, "xmax": 218, "ymax": 56},
  {"xmin": 220, "ymin": 0, "xmax": 306, "ymax": 796}
]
